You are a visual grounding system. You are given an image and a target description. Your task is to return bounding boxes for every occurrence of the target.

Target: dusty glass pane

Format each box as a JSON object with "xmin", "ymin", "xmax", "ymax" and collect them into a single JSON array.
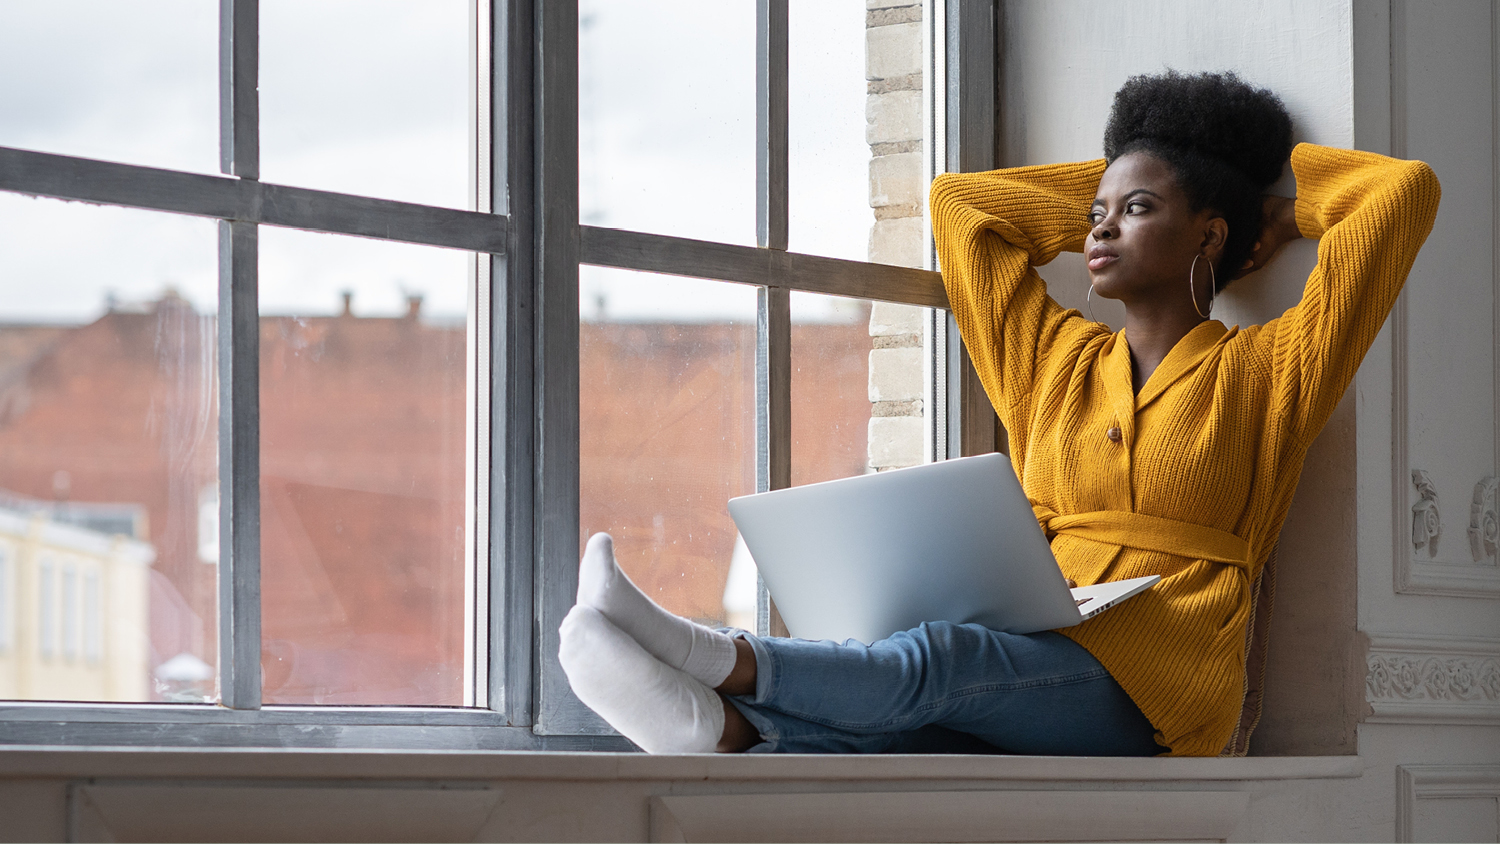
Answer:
[
  {"xmin": 258, "ymin": 228, "xmax": 470, "ymax": 706},
  {"xmin": 0, "ymin": 194, "xmax": 218, "ymax": 703},
  {"xmin": 791, "ymin": 292, "xmax": 932, "ymax": 486},
  {"xmin": 579, "ymin": 266, "xmax": 756, "ymax": 628},
  {"xmin": 260, "ymin": 0, "xmax": 470, "ymax": 208},
  {"xmin": 579, "ymin": 0, "xmax": 755, "ymax": 245},
  {"xmin": 790, "ymin": 1, "xmax": 929, "ymax": 268},
  {"xmin": 0, "ymin": 1, "xmax": 218, "ymax": 174}
]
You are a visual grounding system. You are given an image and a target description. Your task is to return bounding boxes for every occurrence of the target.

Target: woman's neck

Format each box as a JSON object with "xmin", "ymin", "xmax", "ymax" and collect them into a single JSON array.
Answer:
[{"xmin": 1122, "ymin": 304, "xmax": 1208, "ymax": 394}]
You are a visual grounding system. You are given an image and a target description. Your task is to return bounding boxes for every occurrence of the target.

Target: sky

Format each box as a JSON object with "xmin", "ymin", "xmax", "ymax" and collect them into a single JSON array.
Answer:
[{"xmin": 0, "ymin": 1, "xmax": 878, "ymax": 325}]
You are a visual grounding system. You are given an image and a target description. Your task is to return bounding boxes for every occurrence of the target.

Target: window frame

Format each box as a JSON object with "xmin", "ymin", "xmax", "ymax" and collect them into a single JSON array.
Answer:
[{"xmin": 0, "ymin": 0, "xmax": 996, "ymax": 748}]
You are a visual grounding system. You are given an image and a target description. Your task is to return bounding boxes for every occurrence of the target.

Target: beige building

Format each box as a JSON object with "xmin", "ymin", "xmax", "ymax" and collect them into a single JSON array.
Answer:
[{"xmin": 0, "ymin": 506, "xmax": 153, "ymax": 702}]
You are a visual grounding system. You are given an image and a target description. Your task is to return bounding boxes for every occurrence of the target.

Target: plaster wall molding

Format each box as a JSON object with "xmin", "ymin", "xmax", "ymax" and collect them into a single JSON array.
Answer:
[
  {"xmin": 1411, "ymin": 469, "xmax": 1441, "ymax": 557},
  {"xmin": 1469, "ymin": 475, "xmax": 1499, "ymax": 561},
  {"xmin": 1366, "ymin": 633, "xmax": 1500, "ymax": 724},
  {"xmin": 1395, "ymin": 764, "xmax": 1500, "ymax": 843},
  {"xmin": 1397, "ymin": 467, "xmax": 1500, "ymax": 596},
  {"xmin": 1386, "ymin": 1, "xmax": 1500, "ymax": 598}
]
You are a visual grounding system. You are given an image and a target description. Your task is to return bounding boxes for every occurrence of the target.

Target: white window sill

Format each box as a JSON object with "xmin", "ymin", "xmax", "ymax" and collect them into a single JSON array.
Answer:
[
  {"xmin": 0, "ymin": 745, "xmax": 1362, "ymax": 782},
  {"xmin": 0, "ymin": 748, "xmax": 1367, "ymax": 842}
]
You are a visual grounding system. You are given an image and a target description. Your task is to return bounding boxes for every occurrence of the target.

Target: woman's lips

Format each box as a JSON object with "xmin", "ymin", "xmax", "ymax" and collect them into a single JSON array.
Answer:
[{"xmin": 1086, "ymin": 245, "xmax": 1118, "ymax": 271}]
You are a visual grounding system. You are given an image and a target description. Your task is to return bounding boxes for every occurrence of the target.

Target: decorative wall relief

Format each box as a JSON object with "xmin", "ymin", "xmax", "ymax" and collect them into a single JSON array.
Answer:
[
  {"xmin": 1469, "ymin": 476, "xmax": 1499, "ymax": 563},
  {"xmin": 1367, "ymin": 654, "xmax": 1500, "ymax": 705},
  {"xmin": 1412, "ymin": 469, "xmax": 1441, "ymax": 557},
  {"xmin": 1366, "ymin": 634, "xmax": 1500, "ymax": 725}
]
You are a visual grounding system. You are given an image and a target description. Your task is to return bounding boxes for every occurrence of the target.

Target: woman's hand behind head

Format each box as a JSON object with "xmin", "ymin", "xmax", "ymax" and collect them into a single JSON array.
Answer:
[{"xmin": 1229, "ymin": 194, "xmax": 1301, "ymax": 281}]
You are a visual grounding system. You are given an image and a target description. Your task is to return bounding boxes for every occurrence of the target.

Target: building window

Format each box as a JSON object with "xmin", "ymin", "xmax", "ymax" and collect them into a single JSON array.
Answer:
[
  {"xmin": 83, "ymin": 571, "xmax": 102, "ymax": 664},
  {"xmin": 37, "ymin": 559, "xmax": 54, "ymax": 661},
  {"xmin": 0, "ymin": 0, "xmax": 992, "ymax": 746},
  {"xmin": 0, "ymin": 545, "xmax": 11, "ymax": 653},
  {"xmin": 60, "ymin": 565, "xmax": 77, "ymax": 661}
]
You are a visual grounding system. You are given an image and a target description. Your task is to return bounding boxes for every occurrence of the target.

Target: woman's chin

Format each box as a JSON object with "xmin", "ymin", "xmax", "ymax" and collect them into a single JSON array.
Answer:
[{"xmin": 1087, "ymin": 279, "xmax": 1125, "ymax": 300}]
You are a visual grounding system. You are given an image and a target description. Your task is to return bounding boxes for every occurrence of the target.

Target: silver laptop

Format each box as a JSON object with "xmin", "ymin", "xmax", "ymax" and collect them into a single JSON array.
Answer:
[{"xmin": 726, "ymin": 453, "xmax": 1159, "ymax": 644}]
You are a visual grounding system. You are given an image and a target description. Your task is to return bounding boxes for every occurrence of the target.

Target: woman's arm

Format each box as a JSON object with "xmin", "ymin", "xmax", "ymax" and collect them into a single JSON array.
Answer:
[
  {"xmin": 929, "ymin": 159, "xmax": 1106, "ymax": 439},
  {"xmin": 1254, "ymin": 143, "xmax": 1441, "ymax": 441}
]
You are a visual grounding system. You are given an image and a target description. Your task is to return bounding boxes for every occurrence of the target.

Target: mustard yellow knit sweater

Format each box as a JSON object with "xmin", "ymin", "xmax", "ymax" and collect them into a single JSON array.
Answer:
[{"xmin": 929, "ymin": 144, "xmax": 1440, "ymax": 756}]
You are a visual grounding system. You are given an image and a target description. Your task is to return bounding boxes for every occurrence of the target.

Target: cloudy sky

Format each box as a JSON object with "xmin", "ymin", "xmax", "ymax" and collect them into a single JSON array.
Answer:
[{"xmin": 0, "ymin": 1, "xmax": 875, "ymax": 324}]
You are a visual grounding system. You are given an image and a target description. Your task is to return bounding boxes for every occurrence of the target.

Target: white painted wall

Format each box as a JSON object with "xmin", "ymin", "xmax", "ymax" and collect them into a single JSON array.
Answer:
[{"xmin": 998, "ymin": 0, "xmax": 1351, "ymax": 352}]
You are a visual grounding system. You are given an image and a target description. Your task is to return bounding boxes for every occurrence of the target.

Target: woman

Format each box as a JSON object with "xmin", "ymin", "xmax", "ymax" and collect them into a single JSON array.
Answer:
[{"xmin": 559, "ymin": 71, "xmax": 1440, "ymax": 756}]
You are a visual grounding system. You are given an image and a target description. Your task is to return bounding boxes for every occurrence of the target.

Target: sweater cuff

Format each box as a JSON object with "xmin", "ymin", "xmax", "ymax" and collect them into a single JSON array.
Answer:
[
  {"xmin": 1290, "ymin": 143, "xmax": 1336, "ymax": 239},
  {"xmin": 1289, "ymin": 142, "xmax": 1412, "ymax": 239},
  {"xmin": 1294, "ymin": 195, "xmax": 1322, "ymax": 241}
]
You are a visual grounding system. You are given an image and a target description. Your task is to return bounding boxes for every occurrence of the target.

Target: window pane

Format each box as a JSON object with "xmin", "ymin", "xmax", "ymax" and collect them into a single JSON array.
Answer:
[
  {"xmin": 259, "ymin": 228, "xmax": 470, "ymax": 706},
  {"xmin": 579, "ymin": 1, "xmax": 755, "ymax": 245},
  {"xmin": 260, "ymin": 0, "xmax": 471, "ymax": 208},
  {"xmin": 0, "ymin": 195, "xmax": 218, "ymax": 703},
  {"xmin": 790, "ymin": 1, "xmax": 930, "ymax": 268},
  {"xmin": 792, "ymin": 292, "xmax": 933, "ymax": 486},
  {"xmin": 0, "ymin": 1, "xmax": 218, "ymax": 174},
  {"xmin": 579, "ymin": 266, "xmax": 756, "ymax": 627}
]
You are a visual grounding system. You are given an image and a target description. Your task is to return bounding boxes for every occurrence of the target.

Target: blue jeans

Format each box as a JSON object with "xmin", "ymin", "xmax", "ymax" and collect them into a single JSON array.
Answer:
[{"xmin": 724, "ymin": 622, "xmax": 1164, "ymax": 755}]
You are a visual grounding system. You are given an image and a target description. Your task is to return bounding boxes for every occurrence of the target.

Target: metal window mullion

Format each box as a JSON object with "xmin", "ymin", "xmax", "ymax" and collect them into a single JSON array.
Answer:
[
  {"xmin": 217, "ymin": 0, "xmax": 261, "ymax": 710},
  {"xmin": 492, "ymin": 0, "xmax": 535, "ymax": 723},
  {"xmin": 755, "ymin": 0, "xmax": 790, "ymax": 637},
  {"xmin": 220, "ymin": 0, "xmax": 258, "ymax": 180},
  {"xmin": 532, "ymin": 0, "xmax": 607, "ymax": 735},
  {"xmin": 463, "ymin": 0, "xmax": 494, "ymax": 709},
  {"xmin": 216, "ymin": 220, "xmax": 260, "ymax": 710},
  {"xmin": 943, "ymin": 0, "xmax": 998, "ymax": 459},
  {"xmin": 0, "ymin": 147, "xmax": 510, "ymax": 253},
  {"xmin": 756, "ymin": 0, "xmax": 789, "ymax": 251}
]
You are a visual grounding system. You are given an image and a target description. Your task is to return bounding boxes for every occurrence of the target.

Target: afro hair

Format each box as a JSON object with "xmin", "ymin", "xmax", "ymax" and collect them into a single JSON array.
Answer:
[{"xmin": 1102, "ymin": 71, "xmax": 1294, "ymax": 288}]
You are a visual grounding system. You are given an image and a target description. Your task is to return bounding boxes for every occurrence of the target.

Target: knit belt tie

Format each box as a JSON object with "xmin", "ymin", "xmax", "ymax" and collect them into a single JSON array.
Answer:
[{"xmin": 1033, "ymin": 506, "xmax": 1251, "ymax": 572}]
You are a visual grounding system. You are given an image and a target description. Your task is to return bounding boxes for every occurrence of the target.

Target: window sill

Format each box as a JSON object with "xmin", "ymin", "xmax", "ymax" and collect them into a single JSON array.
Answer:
[
  {"xmin": 0, "ymin": 748, "xmax": 1365, "ymax": 842},
  {"xmin": 0, "ymin": 745, "xmax": 1362, "ymax": 782}
]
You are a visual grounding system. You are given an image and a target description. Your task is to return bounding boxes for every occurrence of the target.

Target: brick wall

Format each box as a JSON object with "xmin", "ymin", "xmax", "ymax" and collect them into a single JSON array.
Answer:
[
  {"xmin": 0, "ymin": 299, "xmax": 874, "ymax": 698},
  {"xmin": 866, "ymin": 0, "xmax": 929, "ymax": 471}
]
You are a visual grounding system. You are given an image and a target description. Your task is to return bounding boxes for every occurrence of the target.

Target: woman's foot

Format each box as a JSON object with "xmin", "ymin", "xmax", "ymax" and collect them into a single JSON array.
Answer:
[
  {"xmin": 576, "ymin": 532, "xmax": 738, "ymax": 688},
  {"xmin": 558, "ymin": 605, "xmax": 724, "ymax": 754}
]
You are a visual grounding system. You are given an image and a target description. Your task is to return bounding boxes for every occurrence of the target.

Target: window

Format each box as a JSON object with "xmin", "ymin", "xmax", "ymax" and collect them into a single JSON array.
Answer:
[
  {"xmin": 60, "ymin": 566, "xmax": 78, "ymax": 661},
  {"xmin": 0, "ymin": 545, "xmax": 10, "ymax": 653},
  {"xmin": 37, "ymin": 559, "xmax": 54, "ymax": 660},
  {"xmin": 0, "ymin": 0, "xmax": 994, "ymax": 747},
  {"xmin": 83, "ymin": 572, "xmax": 101, "ymax": 664}
]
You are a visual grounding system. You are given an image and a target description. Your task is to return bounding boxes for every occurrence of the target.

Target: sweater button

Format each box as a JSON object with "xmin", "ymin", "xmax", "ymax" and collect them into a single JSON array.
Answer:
[{"xmin": 1106, "ymin": 426, "xmax": 1122, "ymax": 442}]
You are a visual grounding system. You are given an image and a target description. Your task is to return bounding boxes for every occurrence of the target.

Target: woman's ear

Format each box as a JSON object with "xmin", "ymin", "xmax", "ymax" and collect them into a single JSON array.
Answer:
[{"xmin": 1201, "ymin": 216, "xmax": 1229, "ymax": 261}]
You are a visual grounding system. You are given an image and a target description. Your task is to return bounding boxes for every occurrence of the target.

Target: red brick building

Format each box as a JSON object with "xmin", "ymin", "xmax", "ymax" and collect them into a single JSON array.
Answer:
[{"xmin": 0, "ymin": 294, "xmax": 869, "ymax": 705}]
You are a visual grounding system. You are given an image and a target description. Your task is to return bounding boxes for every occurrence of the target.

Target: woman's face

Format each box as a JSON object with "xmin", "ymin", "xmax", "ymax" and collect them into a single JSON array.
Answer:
[{"xmin": 1085, "ymin": 151, "xmax": 1224, "ymax": 307}]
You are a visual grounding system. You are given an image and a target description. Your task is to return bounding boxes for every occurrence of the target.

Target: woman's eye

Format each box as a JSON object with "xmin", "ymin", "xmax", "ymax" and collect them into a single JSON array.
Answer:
[
  {"xmin": 1126, "ymin": 201, "xmax": 1147, "ymax": 214},
  {"xmin": 1087, "ymin": 212, "xmax": 1103, "ymax": 225}
]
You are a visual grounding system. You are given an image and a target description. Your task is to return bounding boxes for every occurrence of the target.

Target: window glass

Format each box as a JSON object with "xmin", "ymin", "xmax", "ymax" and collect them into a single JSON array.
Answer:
[
  {"xmin": 791, "ymin": 292, "xmax": 934, "ymax": 486},
  {"xmin": 579, "ymin": 0, "xmax": 755, "ymax": 245},
  {"xmin": 0, "ymin": 1, "xmax": 218, "ymax": 174},
  {"xmin": 579, "ymin": 266, "xmax": 757, "ymax": 626},
  {"xmin": 258, "ymin": 227, "xmax": 470, "ymax": 706},
  {"xmin": 260, "ymin": 0, "xmax": 471, "ymax": 208},
  {"xmin": 0, "ymin": 195, "xmax": 216, "ymax": 704},
  {"xmin": 790, "ymin": 1, "xmax": 929, "ymax": 268}
]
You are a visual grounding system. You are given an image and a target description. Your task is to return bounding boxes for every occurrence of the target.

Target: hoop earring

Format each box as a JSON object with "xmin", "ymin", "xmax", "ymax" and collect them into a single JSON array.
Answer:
[
  {"xmin": 1087, "ymin": 282, "xmax": 1098, "ymax": 322},
  {"xmin": 1189, "ymin": 254, "xmax": 1216, "ymax": 319}
]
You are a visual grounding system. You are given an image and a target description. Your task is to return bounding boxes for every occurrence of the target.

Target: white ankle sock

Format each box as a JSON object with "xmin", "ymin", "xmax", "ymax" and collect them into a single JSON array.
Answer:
[
  {"xmin": 558, "ymin": 605, "xmax": 725, "ymax": 754},
  {"xmin": 577, "ymin": 532, "xmax": 739, "ymax": 689}
]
